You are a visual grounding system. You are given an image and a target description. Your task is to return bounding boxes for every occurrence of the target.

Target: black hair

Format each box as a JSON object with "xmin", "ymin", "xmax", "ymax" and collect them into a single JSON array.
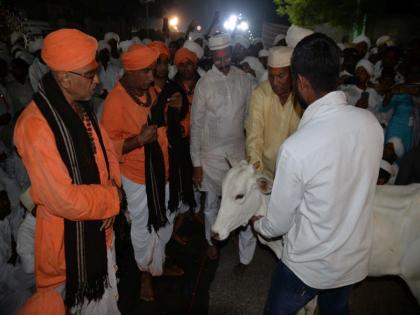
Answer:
[
  {"xmin": 291, "ymin": 33, "xmax": 341, "ymax": 95},
  {"xmin": 384, "ymin": 46, "xmax": 400, "ymax": 56}
]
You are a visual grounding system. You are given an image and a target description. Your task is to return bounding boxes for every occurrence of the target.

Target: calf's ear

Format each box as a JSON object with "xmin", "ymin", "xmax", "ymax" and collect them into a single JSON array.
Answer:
[{"xmin": 257, "ymin": 176, "xmax": 273, "ymax": 195}]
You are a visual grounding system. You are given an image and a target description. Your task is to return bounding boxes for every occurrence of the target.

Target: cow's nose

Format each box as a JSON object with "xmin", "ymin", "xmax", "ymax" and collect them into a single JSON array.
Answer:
[{"xmin": 211, "ymin": 231, "xmax": 220, "ymax": 240}]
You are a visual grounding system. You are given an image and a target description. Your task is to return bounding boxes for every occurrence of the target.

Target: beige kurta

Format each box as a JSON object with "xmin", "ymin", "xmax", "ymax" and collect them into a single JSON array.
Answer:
[{"xmin": 246, "ymin": 80, "xmax": 301, "ymax": 178}]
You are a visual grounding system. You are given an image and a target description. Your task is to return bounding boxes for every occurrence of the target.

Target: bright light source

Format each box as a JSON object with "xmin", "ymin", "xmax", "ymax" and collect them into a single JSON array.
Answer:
[
  {"xmin": 169, "ymin": 16, "xmax": 179, "ymax": 27},
  {"xmin": 223, "ymin": 15, "xmax": 238, "ymax": 31},
  {"xmin": 197, "ymin": 25, "xmax": 202, "ymax": 31},
  {"xmin": 237, "ymin": 21, "xmax": 249, "ymax": 31}
]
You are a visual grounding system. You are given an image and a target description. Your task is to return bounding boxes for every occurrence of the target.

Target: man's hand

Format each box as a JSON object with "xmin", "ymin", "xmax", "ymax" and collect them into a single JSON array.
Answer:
[
  {"xmin": 166, "ymin": 92, "xmax": 183, "ymax": 111},
  {"xmin": 249, "ymin": 215, "xmax": 263, "ymax": 228},
  {"xmin": 100, "ymin": 216, "xmax": 115, "ymax": 231},
  {"xmin": 193, "ymin": 166, "xmax": 203, "ymax": 189},
  {"xmin": 138, "ymin": 124, "xmax": 157, "ymax": 146}
]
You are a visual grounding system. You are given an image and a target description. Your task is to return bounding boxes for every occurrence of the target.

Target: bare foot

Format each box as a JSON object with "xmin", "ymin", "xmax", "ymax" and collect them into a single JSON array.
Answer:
[
  {"xmin": 173, "ymin": 233, "xmax": 189, "ymax": 246},
  {"xmin": 140, "ymin": 272, "xmax": 155, "ymax": 302},
  {"xmin": 163, "ymin": 264, "xmax": 184, "ymax": 277},
  {"xmin": 206, "ymin": 244, "xmax": 219, "ymax": 260}
]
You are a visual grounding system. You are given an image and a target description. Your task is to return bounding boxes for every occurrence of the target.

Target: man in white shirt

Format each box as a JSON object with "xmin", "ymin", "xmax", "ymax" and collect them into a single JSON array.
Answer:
[
  {"xmin": 251, "ymin": 33, "xmax": 383, "ymax": 315},
  {"xmin": 191, "ymin": 34, "xmax": 256, "ymax": 262}
]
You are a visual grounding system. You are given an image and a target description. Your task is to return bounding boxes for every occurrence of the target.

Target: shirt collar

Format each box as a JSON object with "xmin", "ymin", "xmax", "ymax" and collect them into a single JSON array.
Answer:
[{"xmin": 298, "ymin": 91, "xmax": 347, "ymax": 129}]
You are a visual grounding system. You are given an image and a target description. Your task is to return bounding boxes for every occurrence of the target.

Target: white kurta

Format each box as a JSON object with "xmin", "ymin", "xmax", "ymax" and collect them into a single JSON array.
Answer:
[
  {"xmin": 255, "ymin": 91, "xmax": 384, "ymax": 289},
  {"xmin": 28, "ymin": 58, "xmax": 49, "ymax": 92},
  {"xmin": 98, "ymin": 63, "xmax": 121, "ymax": 93},
  {"xmin": 17, "ymin": 213, "xmax": 36, "ymax": 274},
  {"xmin": 190, "ymin": 65, "xmax": 253, "ymax": 195}
]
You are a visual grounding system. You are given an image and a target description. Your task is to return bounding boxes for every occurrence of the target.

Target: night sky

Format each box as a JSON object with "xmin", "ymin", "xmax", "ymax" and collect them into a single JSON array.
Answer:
[{"xmin": 163, "ymin": 0, "xmax": 289, "ymax": 36}]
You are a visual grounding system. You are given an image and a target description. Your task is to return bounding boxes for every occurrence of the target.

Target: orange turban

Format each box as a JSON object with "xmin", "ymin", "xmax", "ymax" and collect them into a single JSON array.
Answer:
[
  {"xmin": 148, "ymin": 41, "xmax": 170, "ymax": 59},
  {"xmin": 121, "ymin": 44, "xmax": 159, "ymax": 71},
  {"xmin": 18, "ymin": 290, "xmax": 66, "ymax": 315},
  {"xmin": 174, "ymin": 48, "xmax": 198, "ymax": 67},
  {"xmin": 42, "ymin": 29, "xmax": 97, "ymax": 71}
]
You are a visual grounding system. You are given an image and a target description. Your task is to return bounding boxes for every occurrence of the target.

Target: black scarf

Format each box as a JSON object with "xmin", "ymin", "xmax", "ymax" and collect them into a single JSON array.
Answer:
[
  {"xmin": 168, "ymin": 75, "xmax": 198, "ymax": 211},
  {"xmin": 34, "ymin": 72, "xmax": 109, "ymax": 308}
]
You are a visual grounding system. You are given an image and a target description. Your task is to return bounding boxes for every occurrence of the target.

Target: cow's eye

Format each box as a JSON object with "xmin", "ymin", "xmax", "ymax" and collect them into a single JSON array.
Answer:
[{"xmin": 235, "ymin": 194, "xmax": 244, "ymax": 200}]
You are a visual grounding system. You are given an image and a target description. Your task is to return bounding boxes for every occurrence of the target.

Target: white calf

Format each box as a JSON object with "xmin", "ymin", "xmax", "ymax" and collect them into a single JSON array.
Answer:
[{"xmin": 212, "ymin": 160, "xmax": 420, "ymax": 308}]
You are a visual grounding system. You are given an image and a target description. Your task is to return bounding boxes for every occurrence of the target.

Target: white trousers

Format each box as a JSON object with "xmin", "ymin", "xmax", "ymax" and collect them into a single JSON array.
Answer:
[
  {"xmin": 204, "ymin": 190, "xmax": 257, "ymax": 265},
  {"xmin": 122, "ymin": 176, "xmax": 174, "ymax": 276},
  {"xmin": 56, "ymin": 246, "xmax": 120, "ymax": 315}
]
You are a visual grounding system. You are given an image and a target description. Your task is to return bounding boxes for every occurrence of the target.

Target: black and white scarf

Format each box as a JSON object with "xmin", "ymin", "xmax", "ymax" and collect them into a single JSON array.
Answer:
[{"xmin": 34, "ymin": 72, "xmax": 110, "ymax": 308}]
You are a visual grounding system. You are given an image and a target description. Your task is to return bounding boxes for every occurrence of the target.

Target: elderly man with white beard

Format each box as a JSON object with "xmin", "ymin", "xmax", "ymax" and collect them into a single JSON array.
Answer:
[{"xmin": 190, "ymin": 34, "xmax": 255, "ymax": 264}]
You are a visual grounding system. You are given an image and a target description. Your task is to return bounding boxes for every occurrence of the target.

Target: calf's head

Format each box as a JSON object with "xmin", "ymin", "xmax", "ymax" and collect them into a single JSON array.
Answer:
[{"xmin": 211, "ymin": 160, "xmax": 272, "ymax": 241}]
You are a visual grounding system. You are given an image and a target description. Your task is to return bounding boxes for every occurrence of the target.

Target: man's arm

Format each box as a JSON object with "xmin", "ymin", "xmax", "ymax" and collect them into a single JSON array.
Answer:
[
  {"xmin": 14, "ymin": 114, "xmax": 120, "ymax": 221},
  {"xmin": 190, "ymin": 79, "xmax": 206, "ymax": 168},
  {"xmin": 246, "ymin": 88, "xmax": 264, "ymax": 172},
  {"xmin": 253, "ymin": 148, "xmax": 303, "ymax": 238}
]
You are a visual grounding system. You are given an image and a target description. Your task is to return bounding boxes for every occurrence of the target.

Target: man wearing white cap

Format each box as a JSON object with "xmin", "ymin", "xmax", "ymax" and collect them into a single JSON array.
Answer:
[
  {"xmin": 246, "ymin": 46, "xmax": 302, "ymax": 180},
  {"xmin": 340, "ymin": 59, "xmax": 382, "ymax": 115},
  {"xmin": 97, "ymin": 40, "xmax": 121, "ymax": 95},
  {"xmin": 190, "ymin": 33, "xmax": 255, "ymax": 262},
  {"xmin": 273, "ymin": 34, "xmax": 286, "ymax": 47},
  {"xmin": 28, "ymin": 37, "xmax": 49, "ymax": 92},
  {"xmin": 232, "ymin": 34, "xmax": 250, "ymax": 64},
  {"xmin": 188, "ymin": 31, "xmax": 205, "ymax": 47},
  {"xmin": 352, "ymin": 34, "xmax": 371, "ymax": 60},
  {"xmin": 285, "ymin": 25, "xmax": 313, "ymax": 48},
  {"xmin": 183, "ymin": 40, "xmax": 206, "ymax": 77},
  {"xmin": 104, "ymin": 32, "xmax": 121, "ymax": 66}
]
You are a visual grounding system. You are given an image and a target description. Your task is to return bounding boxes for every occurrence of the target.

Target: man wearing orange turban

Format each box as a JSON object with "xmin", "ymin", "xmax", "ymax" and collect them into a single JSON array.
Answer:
[
  {"xmin": 102, "ymin": 43, "xmax": 183, "ymax": 302},
  {"xmin": 14, "ymin": 28, "xmax": 123, "ymax": 314}
]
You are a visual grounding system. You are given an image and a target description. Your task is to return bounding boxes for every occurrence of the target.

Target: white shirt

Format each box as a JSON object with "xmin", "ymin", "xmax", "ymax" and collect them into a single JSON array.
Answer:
[
  {"xmin": 255, "ymin": 91, "xmax": 383, "ymax": 289},
  {"xmin": 28, "ymin": 58, "xmax": 49, "ymax": 92},
  {"xmin": 98, "ymin": 62, "xmax": 121, "ymax": 92},
  {"xmin": 190, "ymin": 65, "xmax": 253, "ymax": 194}
]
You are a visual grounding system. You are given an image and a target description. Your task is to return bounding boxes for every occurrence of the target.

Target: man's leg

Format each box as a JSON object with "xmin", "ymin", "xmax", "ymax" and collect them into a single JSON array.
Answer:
[
  {"xmin": 264, "ymin": 260, "xmax": 317, "ymax": 315},
  {"xmin": 238, "ymin": 225, "xmax": 257, "ymax": 265},
  {"xmin": 204, "ymin": 190, "xmax": 220, "ymax": 259},
  {"xmin": 317, "ymin": 284, "xmax": 353, "ymax": 315}
]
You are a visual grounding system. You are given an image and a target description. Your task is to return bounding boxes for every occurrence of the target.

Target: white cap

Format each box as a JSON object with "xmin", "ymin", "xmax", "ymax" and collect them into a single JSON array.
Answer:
[
  {"xmin": 268, "ymin": 46, "xmax": 293, "ymax": 68},
  {"xmin": 376, "ymin": 35, "xmax": 392, "ymax": 47},
  {"xmin": 119, "ymin": 40, "xmax": 134, "ymax": 52},
  {"xmin": 387, "ymin": 137, "xmax": 404, "ymax": 158},
  {"xmin": 28, "ymin": 37, "xmax": 43, "ymax": 53},
  {"xmin": 353, "ymin": 34, "xmax": 371, "ymax": 49},
  {"xmin": 356, "ymin": 59, "xmax": 374, "ymax": 77},
  {"xmin": 189, "ymin": 31, "xmax": 205, "ymax": 42},
  {"xmin": 104, "ymin": 32, "xmax": 120, "ymax": 44},
  {"xmin": 233, "ymin": 35, "xmax": 251, "ymax": 49},
  {"xmin": 183, "ymin": 40, "xmax": 204, "ymax": 59},
  {"xmin": 97, "ymin": 40, "xmax": 111, "ymax": 53},
  {"xmin": 240, "ymin": 56, "xmax": 265, "ymax": 80},
  {"xmin": 258, "ymin": 49, "xmax": 269, "ymax": 58},
  {"xmin": 20, "ymin": 187, "xmax": 35, "ymax": 212},
  {"xmin": 273, "ymin": 34, "xmax": 285, "ymax": 46},
  {"xmin": 208, "ymin": 34, "xmax": 231, "ymax": 51},
  {"xmin": 286, "ymin": 25, "xmax": 313, "ymax": 48},
  {"xmin": 16, "ymin": 50, "xmax": 34, "ymax": 65},
  {"xmin": 10, "ymin": 31, "xmax": 25, "ymax": 45}
]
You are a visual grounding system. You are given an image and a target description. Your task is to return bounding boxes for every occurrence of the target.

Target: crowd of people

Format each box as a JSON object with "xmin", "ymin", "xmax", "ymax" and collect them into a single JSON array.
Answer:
[{"xmin": 0, "ymin": 19, "xmax": 419, "ymax": 315}]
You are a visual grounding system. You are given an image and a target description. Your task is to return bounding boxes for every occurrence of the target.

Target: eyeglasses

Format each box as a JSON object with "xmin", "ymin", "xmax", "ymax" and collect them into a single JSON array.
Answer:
[{"xmin": 69, "ymin": 68, "xmax": 99, "ymax": 81}]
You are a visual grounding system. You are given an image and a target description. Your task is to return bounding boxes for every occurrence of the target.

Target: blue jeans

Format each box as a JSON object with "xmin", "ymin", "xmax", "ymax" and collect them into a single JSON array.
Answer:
[{"xmin": 264, "ymin": 260, "xmax": 353, "ymax": 315}]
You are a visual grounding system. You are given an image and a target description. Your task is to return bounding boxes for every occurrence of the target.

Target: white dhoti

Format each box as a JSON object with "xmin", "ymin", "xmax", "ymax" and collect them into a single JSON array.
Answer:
[
  {"xmin": 122, "ymin": 176, "xmax": 175, "ymax": 276},
  {"xmin": 56, "ymin": 246, "xmax": 120, "ymax": 315}
]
